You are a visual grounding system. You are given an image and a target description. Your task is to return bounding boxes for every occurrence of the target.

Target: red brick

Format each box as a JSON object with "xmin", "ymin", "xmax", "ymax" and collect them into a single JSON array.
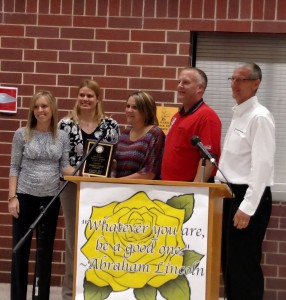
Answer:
[
  {"xmin": 278, "ymin": 291, "xmax": 286, "ymax": 300},
  {"xmin": 0, "ymin": 119, "xmax": 20, "ymax": 132},
  {"xmin": 131, "ymin": 0, "xmax": 146, "ymax": 17},
  {"xmin": 268, "ymin": 216, "xmax": 279, "ymax": 228},
  {"xmin": 105, "ymin": 90, "xmax": 128, "ymax": 102},
  {"xmin": 0, "ymin": 24, "xmax": 24, "ymax": 36},
  {"xmin": 132, "ymin": 30, "xmax": 165, "ymax": 42},
  {"xmin": 228, "ymin": 0, "xmax": 239, "ymax": 19},
  {"xmin": 0, "ymin": 72, "xmax": 22, "ymax": 84},
  {"xmin": 179, "ymin": 19, "xmax": 215, "ymax": 31},
  {"xmin": 24, "ymin": 50, "xmax": 58, "ymax": 62},
  {"xmin": 272, "ymin": 203, "xmax": 286, "ymax": 217},
  {"xmin": 3, "ymin": 13, "xmax": 37, "ymax": 25},
  {"xmin": 266, "ymin": 277, "xmax": 286, "ymax": 290},
  {"xmin": 262, "ymin": 264, "xmax": 278, "ymax": 277},
  {"xmin": 240, "ymin": 0, "xmax": 251, "ymax": 19},
  {"xmin": 108, "ymin": 41, "xmax": 141, "ymax": 53},
  {"xmin": 1, "ymin": 61, "xmax": 34, "ymax": 73},
  {"xmin": 156, "ymin": 0, "xmax": 168, "ymax": 17},
  {"xmin": 280, "ymin": 242, "xmax": 286, "ymax": 253},
  {"xmin": 216, "ymin": 0, "xmax": 228, "ymax": 19},
  {"xmin": 98, "ymin": 1, "xmax": 109, "ymax": 16},
  {"xmin": 216, "ymin": 20, "xmax": 251, "ymax": 32},
  {"xmin": 252, "ymin": 0, "xmax": 264, "ymax": 19},
  {"xmin": 61, "ymin": 27, "xmax": 94, "ymax": 39},
  {"xmin": 0, "ymin": 144, "xmax": 12, "ymax": 155},
  {"xmin": 144, "ymin": 0, "xmax": 156, "ymax": 17},
  {"xmin": 39, "ymin": 1, "xmax": 49, "ymax": 13},
  {"xmin": 264, "ymin": 290, "xmax": 278, "ymax": 300},
  {"xmin": 266, "ymin": 253, "xmax": 286, "ymax": 266},
  {"xmin": 266, "ymin": 18, "xmax": 286, "ymax": 32},
  {"xmin": 3, "ymin": 0, "xmax": 14, "ymax": 12},
  {"xmin": 96, "ymin": 28, "xmax": 129, "ymax": 41},
  {"xmin": 26, "ymin": 26, "xmax": 59, "ymax": 38},
  {"xmin": 94, "ymin": 52, "xmax": 128, "ymax": 65},
  {"xmin": 143, "ymin": 42, "xmax": 177, "ymax": 55},
  {"xmin": 168, "ymin": 0, "xmax": 179, "ymax": 18},
  {"xmin": 106, "ymin": 65, "xmax": 140, "ymax": 77},
  {"xmin": 192, "ymin": 0, "xmax": 203, "ymax": 18},
  {"xmin": 142, "ymin": 67, "xmax": 176, "ymax": 79},
  {"xmin": 72, "ymin": 40, "xmax": 106, "ymax": 52},
  {"xmin": 144, "ymin": 18, "xmax": 178, "ymax": 30},
  {"xmin": 73, "ymin": 16, "xmax": 107, "ymax": 28},
  {"xmin": 1, "ymin": 37, "xmax": 35, "ymax": 49},
  {"xmin": 71, "ymin": 63, "xmax": 105, "ymax": 76},
  {"xmin": 50, "ymin": 0, "xmax": 61, "ymax": 14},
  {"xmin": 38, "ymin": 15, "xmax": 72, "ymax": 26},
  {"xmin": 59, "ymin": 51, "xmax": 93, "ymax": 63},
  {"xmin": 130, "ymin": 54, "xmax": 164, "ymax": 66},
  {"xmin": 264, "ymin": 0, "xmax": 276, "ymax": 20},
  {"xmin": 266, "ymin": 229, "xmax": 286, "ymax": 242},
  {"xmin": 279, "ymin": 266, "xmax": 286, "ymax": 277},
  {"xmin": 120, "ymin": 0, "xmax": 132, "ymax": 16},
  {"xmin": 109, "ymin": 17, "xmax": 142, "ymax": 29},
  {"xmin": 23, "ymin": 74, "xmax": 57, "ymax": 85},
  {"xmin": 277, "ymin": 0, "xmax": 286, "ymax": 21},
  {"xmin": 281, "ymin": 218, "xmax": 286, "ymax": 229},
  {"xmin": 129, "ymin": 78, "xmax": 163, "ymax": 90},
  {"xmin": 36, "ymin": 62, "xmax": 69, "ymax": 74},
  {"xmin": 98, "ymin": 77, "xmax": 128, "ymax": 89},
  {"xmin": 109, "ymin": 0, "xmax": 120, "ymax": 16},
  {"xmin": 179, "ymin": 0, "xmax": 191, "ymax": 18},
  {"xmin": 86, "ymin": 0, "xmax": 97, "ymax": 15},
  {"xmin": 179, "ymin": 43, "xmax": 190, "ymax": 55},
  {"xmin": 0, "ymin": 49, "xmax": 22, "ymax": 60},
  {"xmin": 37, "ymin": 38, "xmax": 70, "ymax": 50},
  {"xmin": 166, "ymin": 55, "xmax": 190, "ymax": 68},
  {"xmin": 167, "ymin": 31, "xmax": 190, "ymax": 43},
  {"xmin": 204, "ymin": 0, "xmax": 215, "ymax": 18},
  {"xmin": 262, "ymin": 240, "xmax": 279, "ymax": 253}
]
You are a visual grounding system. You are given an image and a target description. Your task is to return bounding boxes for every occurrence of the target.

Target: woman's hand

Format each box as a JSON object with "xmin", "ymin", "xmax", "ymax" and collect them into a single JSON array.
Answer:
[{"xmin": 8, "ymin": 196, "xmax": 20, "ymax": 219}]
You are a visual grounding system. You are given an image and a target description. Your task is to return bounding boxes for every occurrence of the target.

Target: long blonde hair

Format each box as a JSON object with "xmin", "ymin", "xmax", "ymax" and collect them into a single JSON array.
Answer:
[
  {"xmin": 68, "ymin": 79, "xmax": 105, "ymax": 123},
  {"xmin": 25, "ymin": 90, "xmax": 58, "ymax": 141}
]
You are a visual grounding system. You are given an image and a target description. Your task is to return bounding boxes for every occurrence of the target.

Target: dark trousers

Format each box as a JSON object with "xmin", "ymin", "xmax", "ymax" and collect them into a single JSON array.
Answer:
[
  {"xmin": 11, "ymin": 193, "xmax": 60, "ymax": 300},
  {"xmin": 221, "ymin": 185, "xmax": 272, "ymax": 300}
]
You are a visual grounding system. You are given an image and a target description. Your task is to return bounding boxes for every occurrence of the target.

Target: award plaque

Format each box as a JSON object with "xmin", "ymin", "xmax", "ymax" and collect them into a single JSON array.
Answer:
[{"xmin": 81, "ymin": 140, "xmax": 116, "ymax": 177}]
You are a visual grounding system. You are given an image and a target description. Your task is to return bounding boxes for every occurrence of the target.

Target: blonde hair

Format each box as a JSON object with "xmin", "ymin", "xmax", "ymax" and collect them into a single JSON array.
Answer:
[
  {"xmin": 25, "ymin": 90, "xmax": 58, "ymax": 141},
  {"xmin": 128, "ymin": 91, "xmax": 158, "ymax": 126},
  {"xmin": 68, "ymin": 79, "xmax": 105, "ymax": 123}
]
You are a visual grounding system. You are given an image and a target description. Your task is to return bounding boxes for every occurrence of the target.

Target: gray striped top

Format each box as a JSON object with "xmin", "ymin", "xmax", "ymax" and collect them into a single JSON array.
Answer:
[{"xmin": 10, "ymin": 127, "xmax": 71, "ymax": 197}]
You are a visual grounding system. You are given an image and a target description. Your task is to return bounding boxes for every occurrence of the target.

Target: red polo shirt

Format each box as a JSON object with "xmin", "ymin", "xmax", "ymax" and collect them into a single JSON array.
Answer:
[{"xmin": 161, "ymin": 101, "xmax": 221, "ymax": 181}]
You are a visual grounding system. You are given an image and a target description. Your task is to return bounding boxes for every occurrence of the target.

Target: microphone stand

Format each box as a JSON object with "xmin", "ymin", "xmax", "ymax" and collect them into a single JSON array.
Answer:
[
  {"xmin": 201, "ymin": 157, "xmax": 206, "ymax": 182},
  {"xmin": 13, "ymin": 130, "xmax": 108, "ymax": 254}
]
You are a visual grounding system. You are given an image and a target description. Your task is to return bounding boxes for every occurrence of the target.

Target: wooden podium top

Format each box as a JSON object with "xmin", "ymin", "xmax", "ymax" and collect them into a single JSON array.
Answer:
[{"xmin": 64, "ymin": 176, "xmax": 232, "ymax": 198}]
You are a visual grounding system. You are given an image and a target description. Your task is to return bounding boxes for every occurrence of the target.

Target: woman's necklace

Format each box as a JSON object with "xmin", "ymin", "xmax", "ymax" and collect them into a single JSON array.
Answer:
[{"xmin": 80, "ymin": 119, "xmax": 98, "ymax": 134}]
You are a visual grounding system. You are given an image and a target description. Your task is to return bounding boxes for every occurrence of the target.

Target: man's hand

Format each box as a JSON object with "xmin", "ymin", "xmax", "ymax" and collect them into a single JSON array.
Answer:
[{"xmin": 233, "ymin": 209, "xmax": 251, "ymax": 229}]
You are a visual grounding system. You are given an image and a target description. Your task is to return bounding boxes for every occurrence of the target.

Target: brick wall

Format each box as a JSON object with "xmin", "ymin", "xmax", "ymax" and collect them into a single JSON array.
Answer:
[{"xmin": 0, "ymin": 1, "xmax": 286, "ymax": 299}]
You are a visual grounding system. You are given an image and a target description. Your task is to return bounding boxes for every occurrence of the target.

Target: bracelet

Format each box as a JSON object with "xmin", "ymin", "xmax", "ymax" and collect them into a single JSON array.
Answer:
[{"xmin": 8, "ymin": 195, "xmax": 18, "ymax": 201}]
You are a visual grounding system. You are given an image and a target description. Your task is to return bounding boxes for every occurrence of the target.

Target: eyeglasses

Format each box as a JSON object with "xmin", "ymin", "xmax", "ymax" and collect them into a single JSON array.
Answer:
[{"xmin": 228, "ymin": 77, "xmax": 259, "ymax": 83}]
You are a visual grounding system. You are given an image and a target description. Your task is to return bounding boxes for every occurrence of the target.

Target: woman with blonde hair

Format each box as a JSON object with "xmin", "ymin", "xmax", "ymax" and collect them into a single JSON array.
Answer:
[
  {"xmin": 115, "ymin": 90, "xmax": 165, "ymax": 179},
  {"xmin": 8, "ymin": 90, "xmax": 73, "ymax": 300},
  {"xmin": 58, "ymin": 79, "xmax": 120, "ymax": 300}
]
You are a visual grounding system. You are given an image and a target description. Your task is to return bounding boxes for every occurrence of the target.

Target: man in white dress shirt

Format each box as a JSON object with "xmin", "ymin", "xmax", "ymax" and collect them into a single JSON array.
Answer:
[{"xmin": 216, "ymin": 62, "xmax": 275, "ymax": 300}]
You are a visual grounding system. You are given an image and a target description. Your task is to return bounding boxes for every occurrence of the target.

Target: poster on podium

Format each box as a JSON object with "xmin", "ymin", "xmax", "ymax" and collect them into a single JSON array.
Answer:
[{"xmin": 74, "ymin": 182, "xmax": 209, "ymax": 300}]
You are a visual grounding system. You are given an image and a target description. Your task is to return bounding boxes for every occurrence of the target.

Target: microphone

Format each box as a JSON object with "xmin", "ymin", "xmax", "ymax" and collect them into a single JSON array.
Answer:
[{"xmin": 191, "ymin": 136, "xmax": 217, "ymax": 166}]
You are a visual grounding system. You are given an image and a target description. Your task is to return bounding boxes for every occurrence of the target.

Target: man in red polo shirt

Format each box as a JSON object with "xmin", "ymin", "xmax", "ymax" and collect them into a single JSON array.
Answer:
[{"xmin": 161, "ymin": 67, "xmax": 221, "ymax": 182}]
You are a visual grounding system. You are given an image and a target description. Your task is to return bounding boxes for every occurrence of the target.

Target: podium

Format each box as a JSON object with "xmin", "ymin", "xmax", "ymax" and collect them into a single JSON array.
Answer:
[{"xmin": 64, "ymin": 176, "xmax": 231, "ymax": 300}]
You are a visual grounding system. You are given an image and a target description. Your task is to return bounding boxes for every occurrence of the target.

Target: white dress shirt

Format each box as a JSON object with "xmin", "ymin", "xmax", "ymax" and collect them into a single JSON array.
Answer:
[{"xmin": 216, "ymin": 96, "xmax": 275, "ymax": 215}]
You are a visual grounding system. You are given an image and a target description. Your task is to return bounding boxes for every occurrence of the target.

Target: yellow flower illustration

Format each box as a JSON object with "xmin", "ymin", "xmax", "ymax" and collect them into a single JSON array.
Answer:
[{"xmin": 81, "ymin": 191, "xmax": 185, "ymax": 292}]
